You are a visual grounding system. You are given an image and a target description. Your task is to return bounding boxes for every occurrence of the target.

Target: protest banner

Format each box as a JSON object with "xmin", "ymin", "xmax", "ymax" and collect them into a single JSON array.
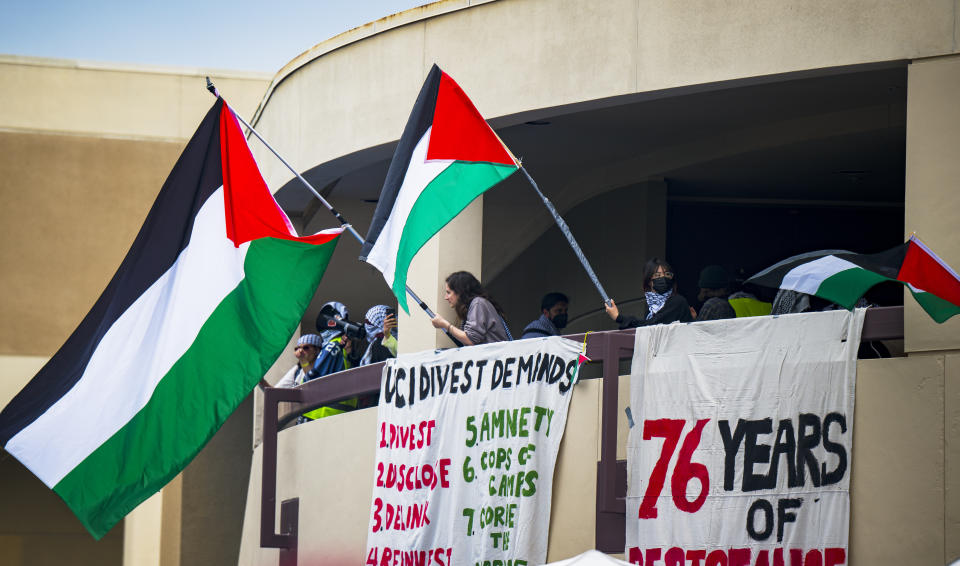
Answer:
[
  {"xmin": 365, "ymin": 337, "xmax": 583, "ymax": 566},
  {"xmin": 625, "ymin": 310, "xmax": 865, "ymax": 566}
]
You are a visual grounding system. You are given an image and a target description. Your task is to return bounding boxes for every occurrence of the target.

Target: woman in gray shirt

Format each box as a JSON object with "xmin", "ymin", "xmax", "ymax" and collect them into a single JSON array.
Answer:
[{"xmin": 430, "ymin": 271, "xmax": 511, "ymax": 345}]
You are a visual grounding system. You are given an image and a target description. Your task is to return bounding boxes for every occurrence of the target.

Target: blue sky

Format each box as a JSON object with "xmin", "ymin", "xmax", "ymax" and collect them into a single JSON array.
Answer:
[{"xmin": 0, "ymin": 0, "xmax": 429, "ymax": 73}]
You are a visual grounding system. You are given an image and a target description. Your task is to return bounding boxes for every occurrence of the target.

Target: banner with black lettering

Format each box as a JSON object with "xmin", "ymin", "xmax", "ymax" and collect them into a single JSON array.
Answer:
[
  {"xmin": 625, "ymin": 310, "xmax": 864, "ymax": 566},
  {"xmin": 365, "ymin": 337, "xmax": 582, "ymax": 566}
]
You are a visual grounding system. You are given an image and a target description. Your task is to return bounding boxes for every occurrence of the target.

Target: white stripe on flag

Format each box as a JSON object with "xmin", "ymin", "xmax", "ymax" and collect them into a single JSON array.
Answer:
[
  {"xmin": 905, "ymin": 282, "xmax": 929, "ymax": 294},
  {"xmin": 781, "ymin": 255, "xmax": 858, "ymax": 295},
  {"xmin": 365, "ymin": 127, "xmax": 453, "ymax": 286},
  {"xmin": 6, "ymin": 189, "xmax": 247, "ymax": 487}
]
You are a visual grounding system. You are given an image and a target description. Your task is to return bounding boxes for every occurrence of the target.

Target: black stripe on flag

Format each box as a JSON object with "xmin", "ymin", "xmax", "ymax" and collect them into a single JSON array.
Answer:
[
  {"xmin": 0, "ymin": 99, "xmax": 227, "ymax": 445},
  {"xmin": 746, "ymin": 243, "xmax": 910, "ymax": 290},
  {"xmin": 359, "ymin": 64, "xmax": 442, "ymax": 260},
  {"xmin": 842, "ymin": 243, "xmax": 908, "ymax": 279}
]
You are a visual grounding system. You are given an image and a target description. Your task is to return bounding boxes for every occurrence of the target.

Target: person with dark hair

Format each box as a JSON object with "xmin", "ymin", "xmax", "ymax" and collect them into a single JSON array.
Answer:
[
  {"xmin": 696, "ymin": 265, "xmax": 737, "ymax": 321},
  {"xmin": 697, "ymin": 264, "xmax": 771, "ymax": 319},
  {"xmin": 520, "ymin": 292, "xmax": 569, "ymax": 339},
  {"xmin": 604, "ymin": 257, "xmax": 694, "ymax": 328},
  {"xmin": 430, "ymin": 271, "xmax": 511, "ymax": 345}
]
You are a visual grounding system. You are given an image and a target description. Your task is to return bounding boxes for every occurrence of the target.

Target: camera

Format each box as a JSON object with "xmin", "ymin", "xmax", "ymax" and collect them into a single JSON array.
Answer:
[{"xmin": 316, "ymin": 304, "xmax": 366, "ymax": 341}]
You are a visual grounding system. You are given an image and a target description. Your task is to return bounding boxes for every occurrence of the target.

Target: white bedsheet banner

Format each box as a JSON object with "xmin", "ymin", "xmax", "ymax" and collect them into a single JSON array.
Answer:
[
  {"xmin": 365, "ymin": 337, "xmax": 582, "ymax": 566},
  {"xmin": 625, "ymin": 310, "xmax": 864, "ymax": 566}
]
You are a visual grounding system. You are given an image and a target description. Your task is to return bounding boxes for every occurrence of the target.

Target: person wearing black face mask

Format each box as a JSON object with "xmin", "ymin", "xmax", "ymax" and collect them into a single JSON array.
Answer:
[
  {"xmin": 520, "ymin": 292, "xmax": 570, "ymax": 339},
  {"xmin": 604, "ymin": 257, "xmax": 694, "ymax": 328}
]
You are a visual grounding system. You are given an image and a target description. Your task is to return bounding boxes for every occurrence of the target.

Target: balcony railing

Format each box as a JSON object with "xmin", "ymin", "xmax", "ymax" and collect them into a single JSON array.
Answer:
[{"xmin": 259, "ymin": 306, "xmax": 904, "ymax": 556}]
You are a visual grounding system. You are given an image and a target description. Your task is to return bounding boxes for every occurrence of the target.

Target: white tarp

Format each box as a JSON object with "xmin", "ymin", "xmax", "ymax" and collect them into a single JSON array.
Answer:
[
  {"xmin": 365, "ymin": 337, "xmax": 582, "ymax": 566},
  {"xmin": 626, "ymin": 310, "xmax": 864, "ymax": 566}
]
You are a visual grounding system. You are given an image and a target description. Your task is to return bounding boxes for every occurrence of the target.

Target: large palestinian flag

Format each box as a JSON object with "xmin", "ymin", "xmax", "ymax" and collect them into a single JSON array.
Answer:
[
  {"xmin": 746, "ymin": 235, "xmax": 960, "ymax": 322},
  {"xmin": 0, "ymin": 98, "xmax": 341, "ymax": 538},
  {"xmin": 360, "ymin": 64, "xmax": 518, "ymax": 311}
]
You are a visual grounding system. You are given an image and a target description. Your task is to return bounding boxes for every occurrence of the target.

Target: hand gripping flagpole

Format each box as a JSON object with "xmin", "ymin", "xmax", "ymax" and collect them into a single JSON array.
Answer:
[
  {"xmin": 207, "ymin": 78, "xmax": 463, "ymax": 347},
  {"xmin": 519, "ymin": 166, "xmax": 612, "ymax": 306}
]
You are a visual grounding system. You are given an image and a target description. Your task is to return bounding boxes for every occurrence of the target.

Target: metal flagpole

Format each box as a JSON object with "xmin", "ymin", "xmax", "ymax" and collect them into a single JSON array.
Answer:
[
  {"xmin": 206, "ymin": 78, "xmax": 463, "ymax": 347},
  {"xmin": 519, "ymin": 166, "xmax": 612, "ymax": 306}
]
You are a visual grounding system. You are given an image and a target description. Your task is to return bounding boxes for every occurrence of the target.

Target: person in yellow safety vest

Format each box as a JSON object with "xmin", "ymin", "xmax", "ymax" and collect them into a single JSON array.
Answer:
[
  {"xmin": 299, "ymin": 301, "xmax": 359, "ymax": 421},
  {"xmin": 696, "ymin": 265, "xmax": 772, "ymax": 321},
  {"xmin": 274, "ymin": 332, "xmax": 357, "ymax": 423},
  {"xmin": 727, "ymin": 293, "xmax": 772, "ymax": 317}
]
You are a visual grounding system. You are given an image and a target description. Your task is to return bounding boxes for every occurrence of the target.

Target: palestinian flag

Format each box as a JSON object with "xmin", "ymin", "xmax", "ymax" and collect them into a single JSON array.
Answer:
[
  {"xmin": 0, "ymin": 98, "xmax": 341, "ymax": 538},
  {"xmin": 746, "ymin": 235, "xmax": 960, "ymax": 322},
  {"xmin": 360, "ymin": 64, "xmax": 518, "ymax": 311}
]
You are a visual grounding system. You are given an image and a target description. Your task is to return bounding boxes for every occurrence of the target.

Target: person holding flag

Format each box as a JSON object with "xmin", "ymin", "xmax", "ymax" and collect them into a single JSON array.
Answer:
[
  {"xmin": 604, "ymin": 258, "xmax": 694, "ymax": 328},
  {"xmin": 429, "ymin": 271, "xmax": 511, "ymax": 345}
]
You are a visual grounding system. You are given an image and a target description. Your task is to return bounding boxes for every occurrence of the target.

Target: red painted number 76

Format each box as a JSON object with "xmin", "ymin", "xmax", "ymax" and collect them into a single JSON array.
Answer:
[{"xmin": 638, "ymin": 419, "xmax": 710, "ymax": 519}]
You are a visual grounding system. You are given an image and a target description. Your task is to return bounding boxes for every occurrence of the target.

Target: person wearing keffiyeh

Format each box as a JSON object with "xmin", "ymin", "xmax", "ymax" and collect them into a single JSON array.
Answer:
[
  {"xmin": 604, "ymin": 257, "xmax": 694, "ymax": 328},
  {"xmin": 360, "ymin": 304, "xmax": 398, "ymax": 366}
]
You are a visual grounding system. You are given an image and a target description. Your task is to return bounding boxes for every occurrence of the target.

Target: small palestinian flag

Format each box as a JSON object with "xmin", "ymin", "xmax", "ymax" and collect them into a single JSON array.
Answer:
[
  {"xmin": 746, "ymin": 235, "xmax": 960, "ymax": 323},
  {"xmin": 360, "ymin": 64, "xmax": 518, "ymax": 311},
  {"xmin": 0, "ymin": 98, "xmax": 342, "ymax": 538}
]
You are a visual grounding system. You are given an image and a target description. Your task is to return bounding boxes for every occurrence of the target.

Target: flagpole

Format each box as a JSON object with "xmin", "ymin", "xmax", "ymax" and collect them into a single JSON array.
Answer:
[
  {"xmin": 206, "ymin": 78, "xmax": 463, "ymax": 347},
  {"xmin": 519, "ymin": 166, "xmax": 612, "ymax": 306}
]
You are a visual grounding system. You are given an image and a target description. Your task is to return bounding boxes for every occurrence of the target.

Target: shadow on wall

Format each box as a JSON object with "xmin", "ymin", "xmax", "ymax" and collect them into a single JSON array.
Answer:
[{"xmin": 486, "ymin": 183, "xmax": 666, "ymax": 337}]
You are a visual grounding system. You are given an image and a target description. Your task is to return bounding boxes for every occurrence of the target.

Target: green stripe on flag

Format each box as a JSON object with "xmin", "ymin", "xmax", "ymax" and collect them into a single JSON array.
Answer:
[
  {"xmin": 53, "ymin": 236, "xmax": 337, "ymax": 538},
  {"xmin": 909, "ymin": 288, "xmax": 960, "ymax": 323},
  {"xmin": 815, "ymin": 268, "xmax": 890, "ymax": 309},
  {"xmin": 392, "ymin": 161, "xmax": 516, "ymax": 310}
]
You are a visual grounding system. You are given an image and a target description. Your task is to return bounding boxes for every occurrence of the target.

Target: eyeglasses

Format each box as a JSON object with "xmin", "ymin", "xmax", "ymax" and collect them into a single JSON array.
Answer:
[{"xmin": 651, "ymin": 272, "xmax": 674, "ymax": 279}]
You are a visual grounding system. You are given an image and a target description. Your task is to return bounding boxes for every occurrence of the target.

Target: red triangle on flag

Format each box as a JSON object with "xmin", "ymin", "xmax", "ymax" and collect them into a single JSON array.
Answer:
[
  {"xmin": 898, "ymin": 236, "xmax": 960, "ymax": 306},
  {"xmin": 426, "ymin": 71, "xmax": 516, "ymax": 166},
  {"xmin": 220, "ymin": 104, "xmax": 339, "ymax": 247}
]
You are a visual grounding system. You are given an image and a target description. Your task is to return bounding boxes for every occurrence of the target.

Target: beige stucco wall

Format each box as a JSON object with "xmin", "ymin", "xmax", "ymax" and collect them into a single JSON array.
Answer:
[
  {"xmin": 904, "ymin": 54, "xmax": 960, "ymax": 352},
  {"xmin": 0, "ymin": 56, "xmax": 268, "ymax": 141},
  {"xmin": 0, "ymin": 356, "xmax": 46, "ymax": 409},
  {"xmin": 850, "ymin": 355, "xmax": 953, "ymax": 563},
  {"xmin": 0, "ymin": 131, "xmax": 185, "ymax": 357},
  {"xmin": 251, "ymin": 0, "xmax": 960, "ymax": 190}
]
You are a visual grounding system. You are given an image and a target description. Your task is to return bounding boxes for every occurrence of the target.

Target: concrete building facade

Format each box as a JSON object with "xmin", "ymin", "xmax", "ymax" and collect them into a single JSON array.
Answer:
[{"xmin": 2, "ymin": 0, "xmax": 959, "ymax": 565}]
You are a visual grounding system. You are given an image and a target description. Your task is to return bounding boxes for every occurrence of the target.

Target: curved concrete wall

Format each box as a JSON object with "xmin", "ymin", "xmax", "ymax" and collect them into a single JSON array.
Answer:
[{"xmin": 250, "ymin": 0, "xmax": 958, "ymax": 188}]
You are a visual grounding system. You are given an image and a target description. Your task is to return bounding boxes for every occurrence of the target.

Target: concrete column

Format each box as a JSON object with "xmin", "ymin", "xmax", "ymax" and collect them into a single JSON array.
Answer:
[
  {"xmin": 159, "ymin": 477, "xmax": 182, "ymax": 566},
  {"xmin": 123, "ymin": 493, "xmax": 163, "ymax": 566},
  {"xmin": 398, "ymin": 197, "xmax": 483, "ymax": 354},
  {"xmin": 904, "ymin": 55, "xmax": 960, "ymax": 352}
]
